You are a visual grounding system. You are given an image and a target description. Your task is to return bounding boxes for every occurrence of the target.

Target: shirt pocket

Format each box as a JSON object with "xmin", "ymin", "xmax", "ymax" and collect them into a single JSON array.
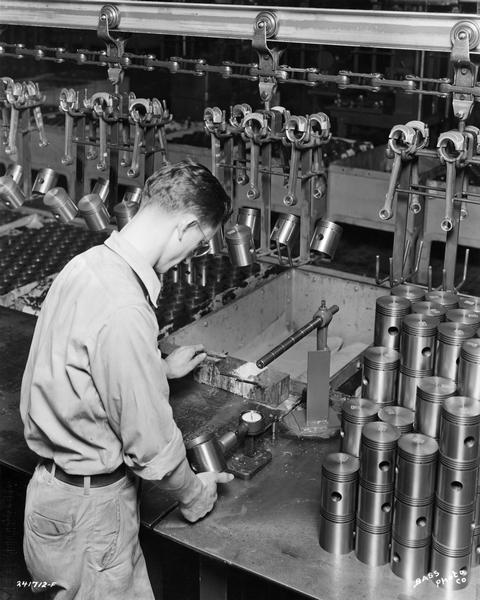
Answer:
[
  {"xmin": 28, "ymin": 511, "xmax": 73, "ymax": 539},
  {"xmin": 92, "ymin": 496, "xmax": 121, "ymax": 570}
]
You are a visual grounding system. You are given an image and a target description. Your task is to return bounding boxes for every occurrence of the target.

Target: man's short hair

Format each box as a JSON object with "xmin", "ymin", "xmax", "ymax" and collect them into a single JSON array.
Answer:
[{"xmin": 139, "ymin": 160, "xmax": 232, "ymax": 228}]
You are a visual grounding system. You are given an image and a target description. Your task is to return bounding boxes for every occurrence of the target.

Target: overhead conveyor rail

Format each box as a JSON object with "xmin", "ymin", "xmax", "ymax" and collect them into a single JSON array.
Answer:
[{"xmin": 0, "ymin": 1, "xmax": 480, "ymax": 53}]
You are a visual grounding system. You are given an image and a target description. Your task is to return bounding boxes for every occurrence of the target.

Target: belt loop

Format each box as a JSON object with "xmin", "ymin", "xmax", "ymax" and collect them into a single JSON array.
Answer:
[
  {"xmin": 83, "ymin": 476, "xmax": 91, "ymax": 496},
  {"xmin": 49, "ymin": 462, "xmax": 56, "ymax": 484}
]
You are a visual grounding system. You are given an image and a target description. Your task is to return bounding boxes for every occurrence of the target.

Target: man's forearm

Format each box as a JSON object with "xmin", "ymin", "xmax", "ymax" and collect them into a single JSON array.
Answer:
[{"xmin": 154, "ymin": 456, "xmax": 203, "ymax": 506}]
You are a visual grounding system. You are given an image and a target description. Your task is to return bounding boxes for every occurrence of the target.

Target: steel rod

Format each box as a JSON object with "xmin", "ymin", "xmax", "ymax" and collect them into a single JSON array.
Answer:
[{"xmin": 0, "ymin": 2, "xmax": 478, "ymax": 52}]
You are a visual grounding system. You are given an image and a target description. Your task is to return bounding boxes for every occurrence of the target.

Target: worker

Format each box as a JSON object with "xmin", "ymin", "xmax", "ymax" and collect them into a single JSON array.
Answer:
[{"xmin": 20, "ymin": 160, "xmax": 234, "ymax": 599}]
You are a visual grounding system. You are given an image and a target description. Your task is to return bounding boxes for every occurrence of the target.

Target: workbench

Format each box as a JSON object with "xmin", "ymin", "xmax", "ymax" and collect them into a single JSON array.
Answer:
[{"xmin": 1, "ymin": 306, "xmax": 479, "ymax": 600}]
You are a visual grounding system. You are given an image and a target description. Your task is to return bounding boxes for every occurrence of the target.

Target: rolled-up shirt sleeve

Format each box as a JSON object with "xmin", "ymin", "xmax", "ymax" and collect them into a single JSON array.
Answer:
[{"xmin": 90, "ymin": 305, "xmax": 186, "ymax": 480}]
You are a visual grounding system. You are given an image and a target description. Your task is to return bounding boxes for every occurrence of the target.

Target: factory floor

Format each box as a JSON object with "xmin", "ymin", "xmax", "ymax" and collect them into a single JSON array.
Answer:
[{"xmin": 1, "ymin": 223, "xmax": 479, "ymax": 599}]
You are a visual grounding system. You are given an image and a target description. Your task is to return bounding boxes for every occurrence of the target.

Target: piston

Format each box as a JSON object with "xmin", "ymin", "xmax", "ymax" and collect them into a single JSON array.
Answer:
[
  {"xmin": 430, "ymin": 538, "xmax": 470, "ymax": 591},
  {"xmin": 459, "ymin": 296, "xmax": 480, "ymax": 314},
  {"xmin": 472, "ymin": 528, "xmax": 480, "ymax": 567},
  {"xmin": 361, "ymin": 346, "xmax": 400, "ymax": 406},
  {"xmin": 341, "ymin": 397, "xmax": 378, "ymax": 458},
  {"xmin": 399, "ymin": 314, "xmax": 438, "ymax": 372},
  {"xmin": 359, "ymin": 421, "xmax": 400, "ymax": 489},
  {"xmin": 320, "ymin": 453, "xmax": 359, "ymax": 518},
  {"xmin": 0, "ymin": 174, "xmax": 25, "ymax": 209},
  {"xmin": 424, "ymin": 290, "xmax": 459, "ymax": 310},
  {"xmin": 391, "ymin": 537, "xmax": 430, "ymax": 581},
  {"xmin": 357, "ymin": 481, "xmax": 394, "ymax": 528},
  {"xmin": 374, "ymin": 295, "xmax": 411, "ymax": 350},
  {"xmin": 43, "ymin": 187, "xmax": 78, "ymax": 223},
  {"xmin": 432, "ymin": 497, "xmax": 475, "ymax": 550},
  {"xmin": 396, "ymin": 433, "xmax": 438, "ymax": 502},
  {"xmin": 458, "ymin": 339, "xmax": 480, "ymax": 400},
  {"xmin": 122, "ymin": 185, "xmax": 142, "ymax": 204},
  {"xmin": 439, "ymin": 396, "xmax": 480, "ymax": 462},
  {"xmin": 435, "ymin": 322, "xmax": 476, "ymax": 382},
  {"xmin": 237, "ymin": 206, "xmax": 261, "ymax": 248},
  {"xmin": 186, "ymin": 433, "xmax": 228, "ymax": 473},
  {"xmin": 32, "ymin": 168, "xmax": 58, "ymax": 195},
  {"xmin": 319, "ymin": 512, "xmax": 355, "ymax": 555},
  {"xmin": 437, "ymin": 454, "xmax": 478, "ymax": 508},
  {"xmin": 113, "ymin": 200, "xmax": 139, "ymax": 230},
  {"xmin": 77, "ymin": 193, "xmax": 110, "ymax": 231},
  {"xmin": 392, "ymin": 497, "xmax": 433, "ymax": 543},
  {"xmin": 225, "ymin": 224, "xmax": 256, "ymax": 266},
  {"xmin": 378, "ymin": 406, "xmax": 414, "ymax": 434},
  {"xmin": 270, "ymin": 214, "xmax": 300, "ymax": 265},
  {"xmin": 411, "ymin": 301, "xmax": 446, "ymax": 324},
  {"xmin": 310, "ymin": 219, "xmax": 343, "ymax": 260},
  {"xmin": 208, "ymin": 228, "xmax": 225, "ymax": 255},
  {"xmin": 446, "ymin": 308, "xmax": 480, "ymax": 329},
  {"xmin": 91, "ymin": 178, "xmax": 110, "ymax": 203},
  {"xmin": 415, "ymin": 376, "xmax": 457, "ymax": 439},
  {"xmin": 391, "ymin": 284, "xmax": 425, "ymax": 303},
  {"xmin": 397, "ymin": 364, "xmax": 433, "ymax": 412},
  {"xmin": 355, "ymin": 520, "xmax": 391, "ymax": 566}
]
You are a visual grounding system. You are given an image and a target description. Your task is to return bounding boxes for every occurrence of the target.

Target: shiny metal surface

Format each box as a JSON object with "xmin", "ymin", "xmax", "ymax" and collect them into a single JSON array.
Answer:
[
  {"xmin": 361, "ymin": 346, "xmax": 399, "ymax": 406},
  {"xmin": 416, "ymin": 377, "xmax": 457, "ymax": 439},
  {"xmin": 78, "ymin": 193, "xmax": 110, "ymax": 231},
  {"xmin": 391, "ymin": 284, "xmax": 424, "ymax": 303},
  {"xmin": 114, "ymin": 200, "xmax": 139, "ymax": 231},
  {"xmin": 355, "ymin": 525, "xmax": 391, "ymax": 566},
  {"xmin": 447, "ymin": 309, "xmax": 480, "ymax": 328},
  {"xmin": 32, "ymin": 167, "xmax": 58, "ymax": 195},
  {"xmin": 436, "ymin": 322, "xmax": 476, "ymax": 382},
  {"xmin": 357, "ymin": 483, "xmax": 394, "ymax": 528},
  {"xmin": 360, "ymin": 422, "xmax": 400, "ymax": 488},
  {"xmin": 318, "ymin": 516, "xmax": 355, "ymax": 555},
  {"xmin": 391, "ymin": 538, "xmax": 430, "ymax": 581},
  {"xmin": 430, "ymin": 540, "xmax": 470, "ymax": 590},
  {"xmin": 43, "ymin": 187, "xmax": 78, "ymax": 223},
  {"xmin": 396, "ymin": 434, "xmax": 438, "ymax": 502},
  {"xmin": 237, "ymin": 207, "xmax": 260, "ymax": 248},
  {"xmin": 397, "ymin": 365, "xmax": 433, "ymax": 412},
  {"xmin": 91, "ymin": 178, "xmax": 110, "ymax": 203},
  {"xmin": 310, "ymin": 220, "xmax": 342, "ymax": 260},
  {"xmin": 440, "ymin": 396, "xmax": 480, "ymax": 462},
  {"xmin": 411, "ymin": 301, "xmax": 446, "ymax": 323},
  {"xmin": 321, "ymin": 453, "xmax": 359, "ymax": 518},
  {"xmin": 425, "ymin": 290, "xmax": 459, "ymax": 310},
  {"xmin": 341, "ymin": 398, "xmax": 377, "ymax": 458},
  {"xmin": 400, "ymin": 314, "xmax": 438, "ymax": 372},
  {"xmin": 225, "ymin": 224, "xmax": 256, "ymax": 266},
  {"xmin": 433, "ymin": 499, "xmax": 475, "ymax": 550},
  {"xmin": 186, "ymin": 433, "xmax": 227, "ymax": 473},
  {"xmin": 392, "ymin": 498, "xmax": 433, "ymax": 543},
  {"xmin": 460, "ymin": 296, "xmax": 480, "ymax": 314},
  {"xmin": 374, "ymin": 295, "xmax": 411, "ymax": 351},
  {"xmin": 0, "ymin": 175, "xmax": 25, "ymax": 209},
  {"xmin": 378, "ymin": 406, "xmax": 414, "ymax": 434},
  {"xmin": 437, "ymin": 458, "xmax": 478, "ymax": 509},
  {"xmin": 458, "ymin": 339, "xmax": 480, "ymax": 400}
]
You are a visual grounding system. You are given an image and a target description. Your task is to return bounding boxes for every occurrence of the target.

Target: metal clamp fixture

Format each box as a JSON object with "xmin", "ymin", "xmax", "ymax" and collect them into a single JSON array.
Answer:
[
  {"xmin": 251, "ymin": 11, "xmax": 283, "ymax": 109},
  {"xmin": 97, "ymin": 3, "xmax": 130, "ymax": 88}
]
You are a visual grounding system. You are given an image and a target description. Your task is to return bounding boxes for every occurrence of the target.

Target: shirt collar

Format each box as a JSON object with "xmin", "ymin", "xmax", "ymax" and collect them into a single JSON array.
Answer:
[{"xmin": 104, "ymin": 231, "xmax": 160, "ymax": 308}]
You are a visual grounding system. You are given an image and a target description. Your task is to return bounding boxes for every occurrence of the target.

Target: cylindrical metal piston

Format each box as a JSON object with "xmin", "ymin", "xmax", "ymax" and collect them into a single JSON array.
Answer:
[
  {"xmin": 357, "ymin": 482, "xmax": 394, "ymax": 528},
  {"xmin": 472, "ymin": 528, "xmax": 480, "ymax": 567},
  {"xmin": 397, "ymin": 364, "xmax": 433, "ymax": 412},
  {"xmin": 114, "ymin": 200, "xmax": 139, "ymax": 230},
  {"xmin": 430, "ymin": 538, "xmax": 470, "ymax": 590},
  {"xmin": 425, "ymin": 290, "xmax": 459, "ymax": 310},
  {"xmin": 416, "ymin": 376, "xmax": 457, "ymax": 439},
  {"xmin": 361, "ymin": 346, "xmax": 400, "ymax": 406},
  {"xmin": 439, "ymin": 396, "xmax": 480, "ymax": 462},
  {"xmin": 435, "ymin": 322, "xmax": 476, "ymax": 382},
  {"xmin": 0, "ymin": 175, "xmax": 25, "ymax": 208},
  {"xmin": 43, "ymin": 187, "xmax": 78, "ymax": 223},
  {"xmin": 77, "ymin": 193, "xmax": 110, "ymax": 231},
  {"xmin": 320, "ymin": 453, "xmax": 359, "ymax": 518},
  {"xmin": 391, "ymin": 537, "xmax": 430, "ymax": 581},
  {"xmin": 225, "ymin": 224, "xmax": 255, "ymax": 266},
  {"xmin": 319, "ymin": 513, "xmax": 355, "ymax": 555},
  {"xmin": 411, "ymin": 301, "xmax": 446, "ymax": 323},
  {"xmin": 355, "ymin": 521, "xmax": 391, "ymax": 566},
  {"xmin": 378, "ymin": 406, "xmax": 414, "ymax": 434},
  {"xmin": 310, "ymin": 219, "xmax": 343, "ymax": 260},
  {"xmin": 341, "ymin": 398, "xmax": 378, "ymax": 458},
  {"xmin": 396, "ymin": 433, "xmax": 439, "ymax": 502},
  {"xmin": 359, "ymin": 422, "xmax": 400, "ymax": 488},
  {"xmin": 32, "ymin": 168, "xmax": 58, "ymax": 195},
  {"xmin": 122, "ymin": 185, "xmax": 142, "ymax": 204},
  {"xmin": 5, "ymin": 163, "xmax": 23, "ymax": 184},
  {"xmin": 400, "ymin": 314, "xmax": 438, "ymax": 372},
  {"xmin": 459, "ymin": 296, "xmax": 480, "ymax": 314},
  {"xmin": 458, "ymin": 338, "xmax": 480, "ymax": 400},
  {"xmin": 432, "ymin": 497, "xmax": 475, "ymax": 550},
  {"xmin": 270, "ymin": 214, "xmax": 300, "ymax": 250},
  {"xmin": 446, "ymin": 308, "xmax": 480, "ymax": 329},
  {"xmin": 392, "ymin": 497, "xmax": 433, "ymax": 543},
  {"xmin": 437, "ymin": 454, "xmax": 478, "ymax": 508},
  {"xmin": 374, "ymin": 295, "xmax": 411, "ymax": 350},
  {"xmin": 91, "ymin": 178, "xmax": 110, "ymax": 203},
  {"xmin": 186, "ymin": 433, "xmax": 227, "ymax": 473},
  {"xmin": 237, "ymin": 206, "xmax": 261, "ymax": 248},
  {"xmin": 391, "ymin": 284, "xmax": 425, "ymax": 303}
]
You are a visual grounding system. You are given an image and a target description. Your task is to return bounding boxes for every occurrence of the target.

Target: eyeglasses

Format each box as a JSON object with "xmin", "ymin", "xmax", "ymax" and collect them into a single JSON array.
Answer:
[{"xmin": 191, "ymin": 221, "xmax": 211, "ymax": 258}]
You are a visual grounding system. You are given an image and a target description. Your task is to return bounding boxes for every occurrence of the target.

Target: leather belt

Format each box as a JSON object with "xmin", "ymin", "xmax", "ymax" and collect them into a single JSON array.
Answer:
[{"xmin": 44, "ymin": 460, "xmax": 126, "ymax": 488}]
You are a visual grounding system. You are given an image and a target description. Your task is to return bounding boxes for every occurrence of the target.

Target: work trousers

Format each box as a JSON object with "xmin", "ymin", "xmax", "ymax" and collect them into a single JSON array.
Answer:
[{"xmin": 23, "ymin": 463, "xmax": 155, "ymax": 600}]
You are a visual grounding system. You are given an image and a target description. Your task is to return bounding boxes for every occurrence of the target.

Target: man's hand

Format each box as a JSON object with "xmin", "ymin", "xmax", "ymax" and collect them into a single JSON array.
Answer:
[
  {"xmin": 164, "ymin": 345, "xmax": 207, "ymax": 379},
  {"xmin": 179, "ymin": 471, "xmax": 234, "ymax": 523}
]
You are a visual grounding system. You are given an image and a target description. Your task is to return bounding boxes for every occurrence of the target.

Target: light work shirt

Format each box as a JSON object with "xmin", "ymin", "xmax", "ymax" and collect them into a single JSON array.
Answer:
[{"xmin": 20, "ymin": 230, "xmax": 186, "ymax": 478}]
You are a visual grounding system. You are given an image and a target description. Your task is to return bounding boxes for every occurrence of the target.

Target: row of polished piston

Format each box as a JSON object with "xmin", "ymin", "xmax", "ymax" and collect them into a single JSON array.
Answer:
[{"xmin": 227, "ymin": 206, "xmax": 342, "ymax": 268}]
